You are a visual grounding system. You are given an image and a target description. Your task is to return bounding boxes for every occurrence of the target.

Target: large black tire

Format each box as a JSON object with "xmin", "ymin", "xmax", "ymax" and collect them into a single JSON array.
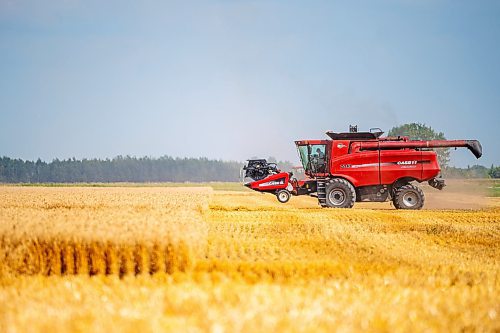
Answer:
[
  {"xmin": 325, "ymin": 178, "xmax": 356, "ymax": 208},
  {"xmin": 276, "ymin": 189, "xmax": 291, "ymax": 203},
  {"xmin": 392, "ymin": 184, "xmax": 425, "ymax": 210}
]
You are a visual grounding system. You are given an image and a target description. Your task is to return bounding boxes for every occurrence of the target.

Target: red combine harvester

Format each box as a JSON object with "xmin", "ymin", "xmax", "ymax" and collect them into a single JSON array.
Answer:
[{"xmin": 243, "ymin": 126, "xmax": 482, "ymax": 209}]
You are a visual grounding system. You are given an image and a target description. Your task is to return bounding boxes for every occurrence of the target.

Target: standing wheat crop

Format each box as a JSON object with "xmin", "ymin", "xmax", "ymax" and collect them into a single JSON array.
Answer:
[{"xmin": 0, "ymin": 187, "xmax": 212, "ymax": 276}]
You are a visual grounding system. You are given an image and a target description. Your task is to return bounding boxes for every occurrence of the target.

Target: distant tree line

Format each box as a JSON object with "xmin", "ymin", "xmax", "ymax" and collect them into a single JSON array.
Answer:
[
  {"xmin": 0, "ymin": 156, "xmax": 245, "ymax": 183},
  {"xmin": 0, "ymin": 156, "xmax": 295, "ymax": 183},
  {"xmin": 488, "ymin": 165, "xmax": 500, "ymax": 178},
  {"xmin": 442, "ymin": 165, "xmax": 500, "ymax": 179}
]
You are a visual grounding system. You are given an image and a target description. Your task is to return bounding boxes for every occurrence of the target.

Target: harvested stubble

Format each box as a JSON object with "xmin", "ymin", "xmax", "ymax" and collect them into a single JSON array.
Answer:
[
  {"xmin": 0, "ymin": 187, "xmax": 211, "ymax": 276},
  {"xmin": 205, "ymin": 200, "xmax": 500, "ymax": 280}
]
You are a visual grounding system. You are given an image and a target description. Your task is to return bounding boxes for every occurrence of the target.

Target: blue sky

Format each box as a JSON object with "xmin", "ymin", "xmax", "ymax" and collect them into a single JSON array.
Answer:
[{"xmin": 1, "ymin": 0, "xmax": 499, "ymax": 167}]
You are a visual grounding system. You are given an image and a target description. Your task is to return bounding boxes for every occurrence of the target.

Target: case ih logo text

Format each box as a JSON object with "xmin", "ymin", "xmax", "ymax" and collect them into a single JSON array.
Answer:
[
  {"xmin": 397, "ymin": 161, "xmax": 418, "ymax": 165},
  {"xmin": 259, "ymin": 179, "xmax": 285, "ymax": 187}
]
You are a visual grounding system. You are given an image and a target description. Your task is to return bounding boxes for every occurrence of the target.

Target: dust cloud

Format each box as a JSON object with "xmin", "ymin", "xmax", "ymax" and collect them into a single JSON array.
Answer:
[{"xmin": 419, "ymin": 179, "xmax": 496, "ymax": 210}]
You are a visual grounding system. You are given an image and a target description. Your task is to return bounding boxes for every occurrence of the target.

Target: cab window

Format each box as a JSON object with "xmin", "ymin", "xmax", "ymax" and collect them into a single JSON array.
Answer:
[
  {"xmin": 310, "ymin": 145, "xmax": 325, "ymax": 159},
  {"xmin": 298, "ymin": 145, "xmax": 309, "ymax": 170},
  {"xmin": 297, "ymin": 144, "xmax": 326, "ymax": 173},
  {"xmin": 310, "ymin": 144, "xmax": 326, "ymax": 172}
]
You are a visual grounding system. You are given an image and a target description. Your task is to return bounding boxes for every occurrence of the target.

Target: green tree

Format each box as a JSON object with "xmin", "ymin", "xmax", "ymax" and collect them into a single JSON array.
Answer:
[
  {"xmin": 388, "ymin": 123, "xmax": 450, "ymax": 168},
  {"xmin": 488, "ymin": 165, "xmax": 500, "ymax": 178}
]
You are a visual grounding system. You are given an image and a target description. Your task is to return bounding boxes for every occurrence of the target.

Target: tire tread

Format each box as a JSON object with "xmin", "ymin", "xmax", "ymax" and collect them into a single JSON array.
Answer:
[
  {"xmin": 393, "ymin": 184, "xmax": 424, "ymax": 210},
  {"xmin": 324, "ymin": 178, "xmax": 356, "ymax": 208}
]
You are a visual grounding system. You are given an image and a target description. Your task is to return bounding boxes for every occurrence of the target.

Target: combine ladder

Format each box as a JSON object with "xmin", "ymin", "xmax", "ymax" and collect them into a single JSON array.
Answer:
[{"xmin": 316, "ymin": 177, "xmax": 328, "ymax": 207}]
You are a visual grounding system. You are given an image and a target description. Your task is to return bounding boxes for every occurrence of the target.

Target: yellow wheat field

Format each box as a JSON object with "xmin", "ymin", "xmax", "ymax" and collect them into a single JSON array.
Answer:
[
  {"xmin": 0, "ymin": 185, "xmax": 499, "ymax": 332},
  {"xmin": 0, "ymin": 187, "xmax": 211, "ymax": 276}
]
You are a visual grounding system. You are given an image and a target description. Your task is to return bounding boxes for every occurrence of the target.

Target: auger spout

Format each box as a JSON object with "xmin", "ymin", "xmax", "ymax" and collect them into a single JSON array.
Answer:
[{"xmin": 357, "ymin": 139, "xmax": 482, "ymax": 159}]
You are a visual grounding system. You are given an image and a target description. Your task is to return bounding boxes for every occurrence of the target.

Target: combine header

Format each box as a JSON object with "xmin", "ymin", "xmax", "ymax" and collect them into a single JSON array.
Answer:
[{"xmin": 243, "ymin": 126, "xmax": 482, "ymax": 209}]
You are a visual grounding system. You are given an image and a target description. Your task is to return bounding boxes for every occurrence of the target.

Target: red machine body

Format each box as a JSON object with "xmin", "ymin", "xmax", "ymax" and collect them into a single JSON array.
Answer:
[{"xmin": 243, "ymin": 128, "xmax": 482, "ymax": 209}]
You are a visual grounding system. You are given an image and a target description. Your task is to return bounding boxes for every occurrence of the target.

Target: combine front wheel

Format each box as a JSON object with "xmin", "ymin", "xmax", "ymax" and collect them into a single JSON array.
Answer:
[
  {"xmin": 392, "ymin": 184, "xmax": 424, "ymax": 210},
  {"xmin": 276, "ymin": 190, "xmax": 291, "ymax": 203},
  {"xmin": 325, "ymin": 178, "xmax": 356, "ymax": 208}
]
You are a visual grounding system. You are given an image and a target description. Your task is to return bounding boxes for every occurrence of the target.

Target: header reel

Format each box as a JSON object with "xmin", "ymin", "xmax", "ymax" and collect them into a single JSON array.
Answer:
[{"xmin": 242, "ymin": 159, "xmax": 279, "ymax": 181}]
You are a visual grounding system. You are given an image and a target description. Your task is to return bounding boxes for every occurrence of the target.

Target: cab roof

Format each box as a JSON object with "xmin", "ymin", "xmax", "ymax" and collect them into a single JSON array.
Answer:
[{"xmin": 325, "ymin": 131, "xmax": 384, "ymax": 140}]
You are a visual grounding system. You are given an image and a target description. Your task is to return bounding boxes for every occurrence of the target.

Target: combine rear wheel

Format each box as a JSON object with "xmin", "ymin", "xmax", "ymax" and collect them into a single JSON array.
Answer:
[
  {"xmin": 276, "ymin": 189, "xmax": 291, "ymax": 203},
  {"xmin": 325, "ymin": 178, "xmax": 356, "ymax": 208},
  {"xmin": 392, "ymin": 184, "xmax": 424, "ymax": 210}
]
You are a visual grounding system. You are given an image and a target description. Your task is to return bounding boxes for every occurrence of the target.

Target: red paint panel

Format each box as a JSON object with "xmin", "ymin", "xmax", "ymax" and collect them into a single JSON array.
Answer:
[
  {"xmin": 249, "ymin": 172, "xmax": 290, "ymax": 191},
  {"xmin": 421, "ymin": 151, "xmax": 440, "ymax": 180},
  {"xmin": 379, "ymin": 150, "xmax": 423, "ymax": 184},
  {"xmin": 331, "ymin": 151, "xmax": 380, "ymax": 187}
]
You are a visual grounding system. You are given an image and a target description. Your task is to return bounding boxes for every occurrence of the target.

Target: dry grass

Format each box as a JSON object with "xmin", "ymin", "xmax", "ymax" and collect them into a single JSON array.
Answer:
[{"xmin": 0, "ymin": 185, "xmax": 499, "ymax": 332}]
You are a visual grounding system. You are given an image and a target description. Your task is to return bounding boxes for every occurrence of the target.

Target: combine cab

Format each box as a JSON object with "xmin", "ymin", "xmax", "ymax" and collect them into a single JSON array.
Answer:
[{"xmin": 243, "ymin": 126, "xmax": 482, "ymax": 209}]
